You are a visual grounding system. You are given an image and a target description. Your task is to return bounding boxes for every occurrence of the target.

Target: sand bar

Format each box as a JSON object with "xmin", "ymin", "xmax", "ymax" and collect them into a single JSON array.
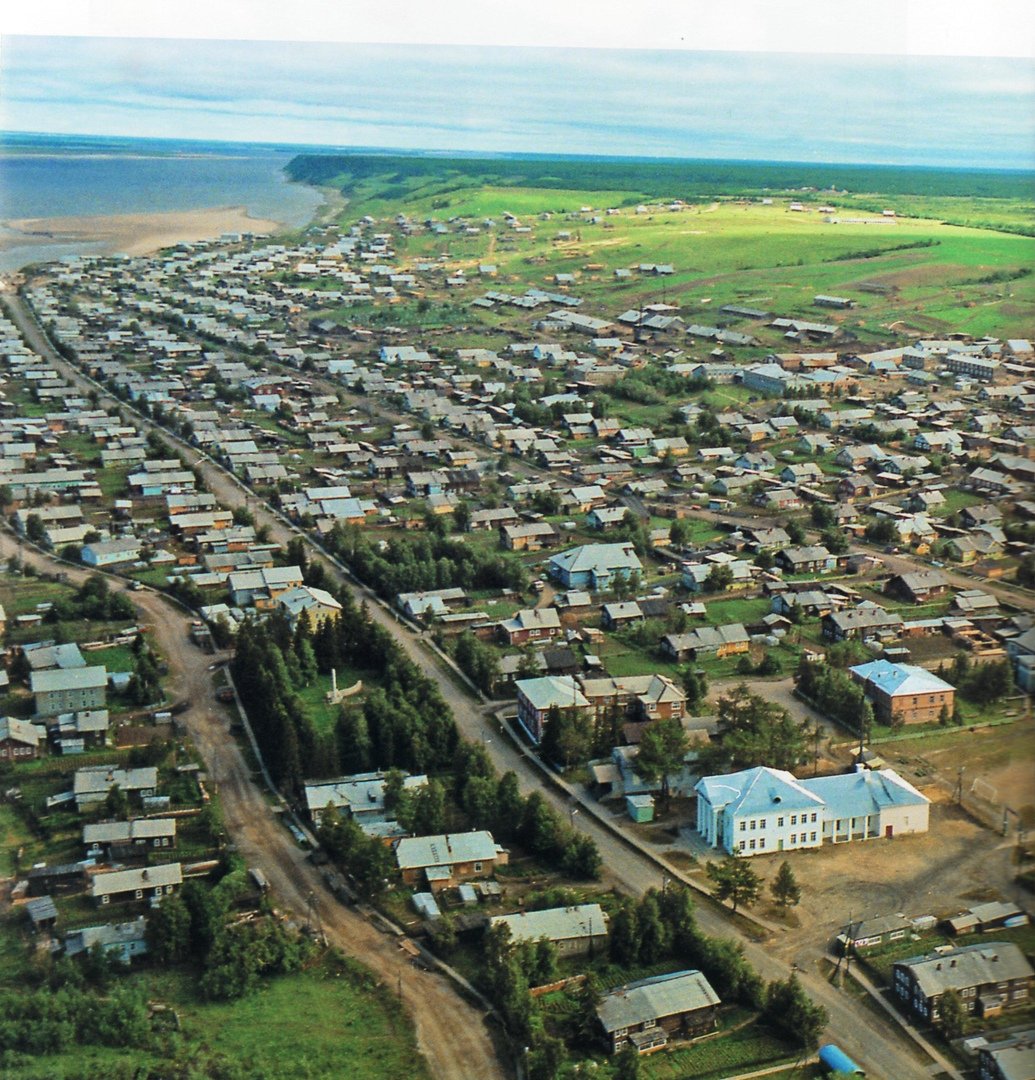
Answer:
[{"xmin": 0, "ymin": 205, "xmax": 282, "ymax": 257}]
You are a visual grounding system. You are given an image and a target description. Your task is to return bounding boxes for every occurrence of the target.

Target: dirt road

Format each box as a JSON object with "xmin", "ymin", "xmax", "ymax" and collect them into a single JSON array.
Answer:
[{"xmin": 0, "ymin": 530, "xmax": 507, "ymax": 1080}]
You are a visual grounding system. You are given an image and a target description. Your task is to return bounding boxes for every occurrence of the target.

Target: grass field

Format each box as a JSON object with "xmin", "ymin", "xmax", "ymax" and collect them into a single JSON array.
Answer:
[
  {"xmin": 0, "ymin": 949, "xmax": 430, "ymax": 1080},
  {"xmin": 290, "ymin": 156, "xmax": 1035, "ymax": 340}
]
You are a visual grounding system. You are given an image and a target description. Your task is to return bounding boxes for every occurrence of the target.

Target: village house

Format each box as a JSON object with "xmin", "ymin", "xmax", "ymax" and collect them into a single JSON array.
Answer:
[
  {"xmin": 0, "ymin": 716, "xmax": 42, "ymax": 762},
  {"xmin": 228, "ymin": 565, "xmax": 305, "ymax": 608},
  {"xmin": 597, "ymin": 970, "xmax": 721, "ymax": 1055},
  {"xmin": 500, "ymin": 521, "xmax": 560, "ymax": 552},
  {"xmin": 73, "ymin": 765, "xmax": 158, "ymax": 811},
  {"xmin": 499, "ymin": 607, "xmax": 562, "ymax": 646},
  {"xmin": 822, "ymin": 606, "xmax": 904, "ymax": 642},
  {"xmin": 885, "ymin": 571, "xmax": 951, "ymax": 604},
  {"xmin": 83, "ymin": 818, "xmax": 177, "ymax": 860},
  {"xmin": 490, "ymin": 903, "xmax": 609, "ymax": 957},
  {"xmin": 90, "ymin": 863, "xmax": 183, "ymax": 906},
  {"xmin": 304, "ymin": 770, "xmax": 428, "ymax": 833},
  {"xmin": 64, "ymin": 917, "xmax": 149, "ymax": 963},
  {"xmin": 849, "ymin": 660, "xmax": 956, "ymax": 726},
  {"xmin": 661, "ymin": 624, "xmax": 749, "ymax": 662},
  {"xmin": 276, "ymin": 585, "xmax": 343, "ymax": 628},
  {"xmin": 394, "ymin": 830, "xmax": 507, "ymax": 892},
  {"xmin": 893, "ymin": 942, "xmax": 1033, "ymax": 1024},
  {"xmin": 977, "ymin": 1030, "xmax": 1035, "ymax": 1080},
  {"xmin": 549, "ymin": 543, "xmax": 643, "ymax": 591}
]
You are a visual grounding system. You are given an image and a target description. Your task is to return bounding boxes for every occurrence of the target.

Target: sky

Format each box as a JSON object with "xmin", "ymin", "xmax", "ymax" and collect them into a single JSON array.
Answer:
[{"xmin": 1, "ymin": 1, "xmax": 1034, "ymax": 169}]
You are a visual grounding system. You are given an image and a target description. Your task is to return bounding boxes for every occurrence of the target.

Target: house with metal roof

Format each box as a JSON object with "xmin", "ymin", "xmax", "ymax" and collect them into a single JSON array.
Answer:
[
  {"xmin": 82, "ymin": 817, "xmax": 177, "ymax": 859},
  {"xmin": 31, "ymin": 665, "xmax": 107, "ymax": 718},
  {"xmin": 394, "ymin": 830, "xmax": 506, "ymax": 891},
  {"xmin": 660, "ymin": 624, "xmax": 749, "ymax": 662},
  {"xmin": 893, "ymin": 942, "xmax": 1033, "ymax": 1025},
  {"xmin": 64, "ymin": 916, "xmax": 149, "ymax": 962},
  {"xmin": 597, "ymin": 969, "xmax": 720, "ymax": 1054},
  {"xmin": 304, "ymin": 770, "xmax": 428, "ymax": 833},
  {"xmin": 490, "ymin": 904, "xmax": 609, "ymax": 957},
  {"xmin": 977, "ymin": 1029, "xmax": 1035, "ymax": 1080},
  {"xmin": 516, "ymin": 675, "xmax": 591, "ymax": 743},
  {"xmin": 849, "ymin": 660, "xmax": 955, "ymax": 726},
  {"xmin": 499, "ymin": 607, "xmax": 562, "ymax": 646},
  {"xmin": 276, "ymin": 585, "xmax": 342, "ymax": 628},
  {"xmin": 72, "ymin": 765, "xmax": 158, "ymax": 810},
  {"xmin": 0, "ymin": 715, "xmax": 42, "ymax": 762},
  {"xmin": 228, "ymin": 565, "xmax": 305, "ymax": 608},
  {"xmin": 548, "ymin": 543, "xmax": 642, "ymax": 591},
  {"xmin": 90, "ymin": 862, "xmax": 183, "ymax": 906}
]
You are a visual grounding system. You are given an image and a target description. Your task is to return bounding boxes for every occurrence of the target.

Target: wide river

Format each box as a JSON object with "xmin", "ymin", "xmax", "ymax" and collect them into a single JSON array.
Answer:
[{"xmin": 0, "ymin": 133, "xmax": 326, "ymax": 269}]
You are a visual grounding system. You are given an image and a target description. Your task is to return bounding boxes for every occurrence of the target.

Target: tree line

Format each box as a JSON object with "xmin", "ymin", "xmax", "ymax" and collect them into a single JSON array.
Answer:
[{"xmin": 324, "ymin": 522, "xmax": 527, "ymax": 600}]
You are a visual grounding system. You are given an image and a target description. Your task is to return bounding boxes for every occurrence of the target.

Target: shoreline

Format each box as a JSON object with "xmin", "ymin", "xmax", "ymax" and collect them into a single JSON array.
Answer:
[{"xmin": 0, "ymin": 205, "xmax": 286, "ymax": 260}]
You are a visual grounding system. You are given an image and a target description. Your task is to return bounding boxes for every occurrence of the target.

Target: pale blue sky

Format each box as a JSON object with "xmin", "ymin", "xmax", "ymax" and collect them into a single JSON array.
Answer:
[{"xmin": 2, "ymin": 35, "xmax": 1034, "ymax": 168}]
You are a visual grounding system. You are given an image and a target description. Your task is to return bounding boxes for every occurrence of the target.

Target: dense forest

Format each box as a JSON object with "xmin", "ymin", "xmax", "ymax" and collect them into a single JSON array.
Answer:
[{"xmin": 286, "ymin": 152, "xmax": 1035, "ymax": 201}]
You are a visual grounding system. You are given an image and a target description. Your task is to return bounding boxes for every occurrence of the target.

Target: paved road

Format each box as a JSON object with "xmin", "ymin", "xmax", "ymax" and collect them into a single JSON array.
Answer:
[
  {"xmin": 4, "ymin": 289, "xmax": 944, "ymax": 1079},
  {"xmin": 0, "ymin": 527, "xmax": 507, "ymax": 1080}
]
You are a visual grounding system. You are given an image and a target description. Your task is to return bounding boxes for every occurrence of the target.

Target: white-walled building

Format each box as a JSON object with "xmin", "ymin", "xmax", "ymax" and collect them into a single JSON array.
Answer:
[{"xmin": 695, "ymin": 765, "xmax": 930, "ymax": 857}]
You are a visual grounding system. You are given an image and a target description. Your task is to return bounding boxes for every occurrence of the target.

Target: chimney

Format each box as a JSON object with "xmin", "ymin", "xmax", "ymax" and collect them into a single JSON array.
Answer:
[{"xmin": 331, "ymin": 669, "xmax": 338, "ymax": 694}]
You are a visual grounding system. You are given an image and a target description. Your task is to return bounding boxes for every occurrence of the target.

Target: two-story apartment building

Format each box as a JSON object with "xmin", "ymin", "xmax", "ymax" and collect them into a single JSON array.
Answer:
[
  {"xmin": 893, "ymin": 942, "xmax": 1033, "ymax": 1025},
  {"xmin": 849, "ymin": 660, "xmax": 955, "ymax": 726}
]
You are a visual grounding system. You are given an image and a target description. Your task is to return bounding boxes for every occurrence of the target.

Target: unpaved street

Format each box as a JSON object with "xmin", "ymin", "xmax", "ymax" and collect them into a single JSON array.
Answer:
[{"xmin": 0, "ymin": 530, "xmax": 507, "ymax": 1080}]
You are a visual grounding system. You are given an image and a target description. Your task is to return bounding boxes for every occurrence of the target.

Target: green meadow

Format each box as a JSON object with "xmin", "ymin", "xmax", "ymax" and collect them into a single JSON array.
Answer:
[{"xmin": 290, "ymin": 154, "xmax": 1035, "ymax": 341}]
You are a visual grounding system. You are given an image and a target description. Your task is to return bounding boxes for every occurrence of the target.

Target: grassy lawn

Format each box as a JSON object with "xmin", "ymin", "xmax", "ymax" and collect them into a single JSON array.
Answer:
[
  {"xmin": 641, "ymin": 1019, "xmax": 802, "ymax": 1080},
  {"xmin": 0, "ymin": 803, "xmax": 32, "ymax": 876},
  {"xmin": 294, "ymin": 668, "xmax": 372, "ymax": 735},
  {"xmin": 699, "ymin": 595, "xmax": 770, "ymax": 625},
  {"xmin": 83, "ymin": 641, "xmax": 139, "ymax": 672}
]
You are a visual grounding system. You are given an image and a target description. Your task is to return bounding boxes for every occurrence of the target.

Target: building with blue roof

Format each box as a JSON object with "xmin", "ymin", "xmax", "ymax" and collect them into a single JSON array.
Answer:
[
  {"xmin": 695, "ymin": 765, "xmax": 929, "ymax": 856},
  {"xmin": 849, "ymin": 660, "xmax": 955, "ymax": 726}
]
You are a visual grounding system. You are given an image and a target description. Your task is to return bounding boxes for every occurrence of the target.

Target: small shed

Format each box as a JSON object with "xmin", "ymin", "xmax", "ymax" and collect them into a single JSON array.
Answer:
[
  {"xmin": 26, "ymin": 895, "xmax": 58, "ymax": 932},
  {"xmin": 626, "ymin": 794, "xmax": 655, "ymax": 823},
  {"xmin": 458, "ymin": 884, "xmax": 478, "ymax": 906},
  {"xmin": 412, "ymin": 892, "xmax": 441, "ymax": 920}
]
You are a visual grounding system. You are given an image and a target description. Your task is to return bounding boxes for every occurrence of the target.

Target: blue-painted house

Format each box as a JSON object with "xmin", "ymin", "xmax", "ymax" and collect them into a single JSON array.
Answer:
[{"xmin": 548, "ymin": 543, "xmax": 643, "ymax": 591}]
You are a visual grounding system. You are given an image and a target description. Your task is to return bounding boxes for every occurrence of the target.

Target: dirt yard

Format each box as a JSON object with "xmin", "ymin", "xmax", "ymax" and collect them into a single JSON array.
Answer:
[{"xmin": 745, "ymin": 794, "xmax": 1027, "ymax": 967}]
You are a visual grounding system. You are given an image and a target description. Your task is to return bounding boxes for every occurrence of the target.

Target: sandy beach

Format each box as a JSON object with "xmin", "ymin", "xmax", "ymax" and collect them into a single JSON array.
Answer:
[{"xmin": 0, "ymin": 205, "xmax": 283, "ymax": 259}]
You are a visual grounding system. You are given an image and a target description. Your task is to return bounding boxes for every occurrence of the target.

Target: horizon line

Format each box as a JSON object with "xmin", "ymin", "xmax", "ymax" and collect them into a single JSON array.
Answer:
[{"xmin": 4, "ymin": 129, "xmax": 1035, "ymax": 176}]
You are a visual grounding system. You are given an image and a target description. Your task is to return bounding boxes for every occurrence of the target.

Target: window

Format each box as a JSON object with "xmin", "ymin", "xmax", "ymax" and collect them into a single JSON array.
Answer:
[
  {"xmin": 750, "ymin": 820, "xmax": 756, "ymax": 830},
  {"xmin": 790, "ymin": 834, "xmax": 797, "ymax": 844},
  {"xmin": 101, "ymin": 894, "xmax": 110, "ymax": 904},
  {"xmin": 473, "ymin": 862, "xmax": 483, "ymax": 873},
  {"xmin": 777, "ymin": 817, "xmax": 784, "ymax": 827},
  {"xmin": 749, "ymin": 839, "xmax": 756, "ymax": 850},
  {"xmin": 790, "ymin": 814, "xmax": 797, "ymax": 825},
  {"xmin": 643, "ymin": 1019, "xmax": 656, "ymax": 1029},
  {"xmin": 739, "ymin": 840, "xmax": 746, "ymax": 851},
  {"xmin": 759, "ymin": 819, "xmax": 767, "ymax": 829},
  {"xmin": 739, "ymin": 821, "xmax": 746, "ymax": 831},
  {"xmin": 134, "ymin": 889, "xmax": 143, "ymax": 900},
  {"xmin": 811, "ymin": 813, "xmax": 817, "ymax": 823},
  {"xmin": 810, "ymin": 831, "xmax": 817, "ymax": 841}
]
